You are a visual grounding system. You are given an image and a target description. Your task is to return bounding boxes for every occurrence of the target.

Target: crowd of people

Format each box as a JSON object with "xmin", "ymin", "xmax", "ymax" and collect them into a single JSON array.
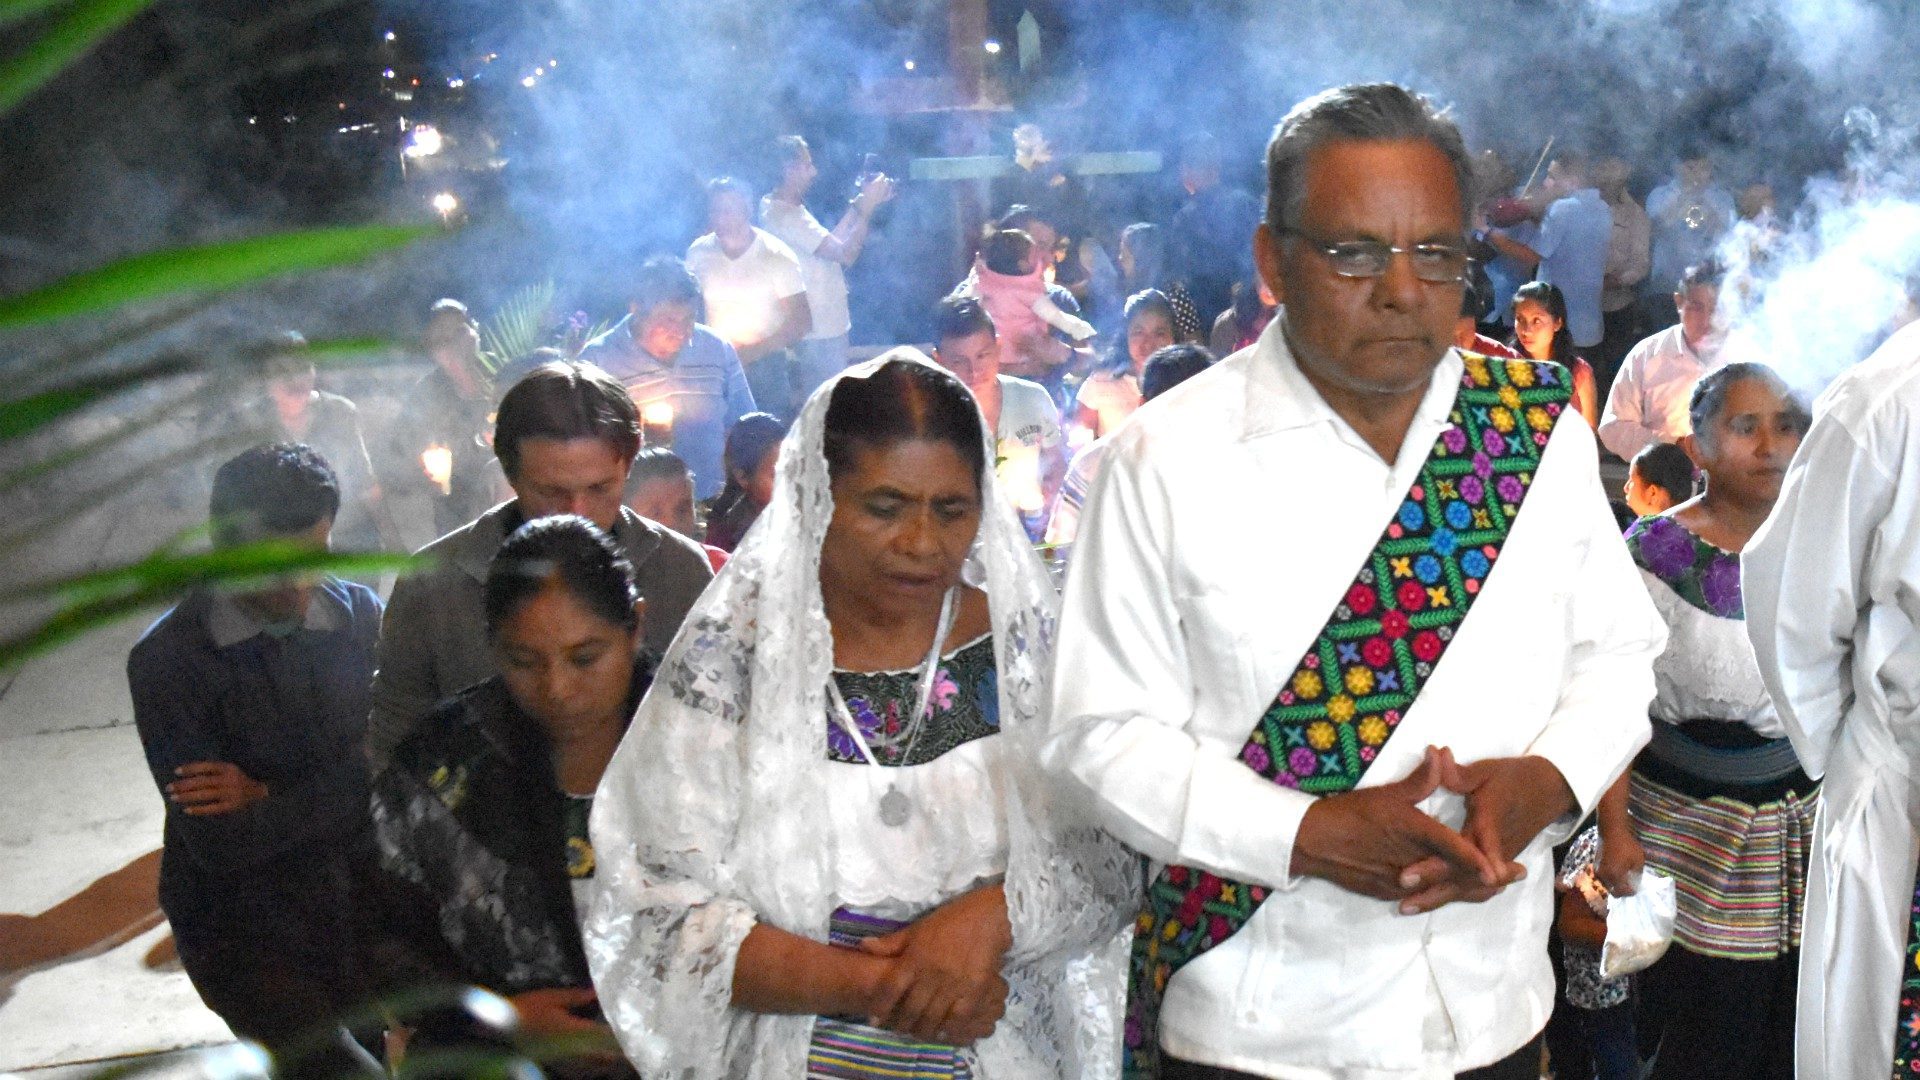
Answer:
[{"xmin": 121, "ymin": 79, "xmax": 1920, "ymax": 1080}]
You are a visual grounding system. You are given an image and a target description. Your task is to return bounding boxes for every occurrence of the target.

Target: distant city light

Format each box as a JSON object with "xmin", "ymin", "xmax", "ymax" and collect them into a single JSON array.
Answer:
[
  {"xmin": 533, "ymin": 66, "xmax": 545, "ymax": 76},
  {"xmin": 520, "ymin": 75, "xmax": 538, "ymax": 88},
  {"xmin": 403, "ymin": 124, "xmax": 444, "ymax": 158},
  {"xmin": 448, "ymin": 78, "xmax": 466, "ymax": 88},
  {"xmin": 983, "ymin": 39, "xmax": 1002, "ymax": 53},
  {"xmin": 383, "ymin": 30, "xmax": 396, "ymax": 41},
  {"xmin": 903, "ymin": 59, "xmax": 916, "ymax": 71},
  {"xmin": 382, "ymin": 68, "xmax": 395, "ymax": 79},
  {"xmin": 548, "ymin": 58, "xmax": 558, "ymax": 66},
  {"xmin": 431, "ymin": 192, "xmax": 459, "ymax": 219},
  {"xmin": 247, "ymin": 116, "xmax": 257, "ymax": 125}
]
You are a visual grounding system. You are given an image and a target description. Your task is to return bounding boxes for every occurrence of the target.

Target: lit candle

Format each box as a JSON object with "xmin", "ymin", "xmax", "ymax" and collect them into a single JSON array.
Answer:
[
  {"xmin": 641, "ymin": 400, "xmax": 675, "ymax": 448},
  {"xmin": 999, "ymin": 443, "xmax": 1045, "ymax": 515},
  {"xmin": 421, "ymin": 444, "xmax": 453, "ymax": 495}
]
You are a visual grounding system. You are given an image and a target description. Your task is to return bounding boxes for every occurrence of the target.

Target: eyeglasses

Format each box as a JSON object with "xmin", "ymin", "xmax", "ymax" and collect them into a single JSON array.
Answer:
[{"xmin": 1278, "ymin": 228, "xmax": 1471, "ymax": 283}]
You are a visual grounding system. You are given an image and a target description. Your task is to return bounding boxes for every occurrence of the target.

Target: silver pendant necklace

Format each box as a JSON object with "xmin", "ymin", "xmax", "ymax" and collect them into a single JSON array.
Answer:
[{"xmin": 828, "ymin": 587, "xmax": 958, "ymax": 828}]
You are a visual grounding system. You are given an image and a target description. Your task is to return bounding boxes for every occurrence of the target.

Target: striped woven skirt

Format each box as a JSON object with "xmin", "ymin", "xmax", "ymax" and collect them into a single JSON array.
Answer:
[
  {"xmin": 1628, "ymin": 720, "xmax": 1817, "ymax": 961},
  {"xmin": 805, "ymin": 908, "xmax": 972, "ymax": 1080}
]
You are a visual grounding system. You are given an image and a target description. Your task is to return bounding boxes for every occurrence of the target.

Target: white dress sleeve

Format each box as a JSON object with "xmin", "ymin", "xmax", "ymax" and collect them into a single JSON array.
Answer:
[{"xmin": 585, "ymin": 687, "xmax": 792, "ymax": 1080}]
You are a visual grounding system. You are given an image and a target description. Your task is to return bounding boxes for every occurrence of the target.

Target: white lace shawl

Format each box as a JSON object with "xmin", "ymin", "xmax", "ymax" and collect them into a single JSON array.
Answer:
[{"xmin": 585, "ymin": 348, "xmax": 1137, "ymax": 1079}]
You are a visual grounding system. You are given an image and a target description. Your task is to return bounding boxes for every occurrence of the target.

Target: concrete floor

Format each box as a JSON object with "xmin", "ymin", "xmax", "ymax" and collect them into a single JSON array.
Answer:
[{"xmin": 0, "ymin": 495, "xmax": 236, "ymax": 1074}]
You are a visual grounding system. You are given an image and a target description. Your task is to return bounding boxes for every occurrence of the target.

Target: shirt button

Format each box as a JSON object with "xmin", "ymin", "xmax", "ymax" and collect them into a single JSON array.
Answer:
[{"xmin": 1244, "ymin": 1010, "xmax": 1259, "ymax": 1024}]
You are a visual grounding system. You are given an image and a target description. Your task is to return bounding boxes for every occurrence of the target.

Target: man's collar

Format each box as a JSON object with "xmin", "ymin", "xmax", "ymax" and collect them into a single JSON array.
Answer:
[
  {"xmin": 450, "ymin": 504, "xmax": 659, "ymax": 582},
  {"xmin": 1242, "ymin": 315, "xmax": 1464, "ymax": 449},
  {"xmin": 206, "ymin": 584, "xmax": 344, "ymax": 648}
]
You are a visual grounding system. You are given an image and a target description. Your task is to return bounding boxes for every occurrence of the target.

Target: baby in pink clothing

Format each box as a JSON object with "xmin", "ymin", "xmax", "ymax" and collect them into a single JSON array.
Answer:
[{"xmin": 967, "ymin": 229, "xmax": 1098, "ymax": 355}]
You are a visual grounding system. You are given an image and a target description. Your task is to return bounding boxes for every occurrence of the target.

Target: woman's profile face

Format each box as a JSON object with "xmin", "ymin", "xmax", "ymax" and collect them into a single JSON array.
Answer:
[
  {"xmin": 1128, "ymin": 310, "xmax": 1175, "ymax": 368},
  {"xmin": 494, "ymin": 578, "xmax": 639, "ymax": 738},
  {"xmin": 1512, "ymin": 298, "xmax": 1562, "ymax": 360},
  {"xmin": 819, "ymin": 438, "xmax": 981, "ymax": 622}
]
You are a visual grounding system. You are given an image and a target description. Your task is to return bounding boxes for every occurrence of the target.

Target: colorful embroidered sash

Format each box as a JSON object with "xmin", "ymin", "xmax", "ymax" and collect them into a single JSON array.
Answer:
[
  {"xmin": 1893, "ymin": 873, "xmax": 1920, "ymax": 1075},
  {"xmin": 1122, "ymin": 355, "xmax": 1570, "ymax": 1078}
]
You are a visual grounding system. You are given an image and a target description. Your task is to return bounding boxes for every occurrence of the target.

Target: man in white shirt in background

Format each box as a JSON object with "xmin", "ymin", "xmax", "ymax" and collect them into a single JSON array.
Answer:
[
  {"xmin": 928, "ymin": 295, "xmax": 1065, "ymax": 523},
  {"xmin": 685, "ymin": 177, "xmax": 811, "ymax": 418},
  {"xmin": 1743, "ymin": 315, "xmax": 1920, "ymax": 1079},
  {"xmin": 759, "ymin": 136, "xmax": 894, "ymax": 404},
  {"xmin": 1044, "ymin": 82, "xmax": 1663, "ymax": 1080},
  {"xmin": 1598, "ymin": 260, "xmax": 1725, "ymax": 460}
]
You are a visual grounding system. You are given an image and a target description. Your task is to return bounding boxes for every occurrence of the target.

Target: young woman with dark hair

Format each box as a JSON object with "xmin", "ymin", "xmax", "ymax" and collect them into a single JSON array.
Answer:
[
  {"xmin": 1117, "ymin": 222, "xmax": 1204, "ymax": 342},
  {"xmin": 1509, "ymin": 281, "xmax": 1601, "ymax": 429},
  {"xmin": 1073, "ymin": 289, "xmax": 1176, "ymax": 438},
  {"xmin": 702, "ymin": 411, "xmax": 791, "ymax": 552},
  {"xmin": 366, "ymin": 515, "xmax": 647, "ymax": 1079}
]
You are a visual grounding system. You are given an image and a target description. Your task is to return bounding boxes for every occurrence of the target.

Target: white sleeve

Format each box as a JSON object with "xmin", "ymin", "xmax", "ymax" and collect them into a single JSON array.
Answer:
[
  {"xmin": 1042, "ymin": 438, "xmax": 1315, "ymax": 891},
  {"xmin": 1598, "ymin": 347, "xmax": 1660, "ymax": 459},
  {"xmin": 1044, "ymin": 445, "xmax": 1100, "ymax": 546},
  {"xmin": 761, "ymin": 200, "xmax": 831, "ymax": 259},
  {"xmin": 1743, "ymin": 413, "xmax": 1897, "ymax": 779},
  {"xmin": 1522, "ymin": 420, "xmax": 1664, "ymax": 831},
  {"xmin": 585, "ymin": 689, "xmax": 765, "ymax": 1080},
  {"xmin": 757, "ymin": 232, "xmax": 807, "ymax": 298}
]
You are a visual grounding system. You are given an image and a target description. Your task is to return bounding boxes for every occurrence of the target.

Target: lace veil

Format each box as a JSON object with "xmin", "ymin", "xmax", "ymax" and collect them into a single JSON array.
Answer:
[{"xmin": 585, "ymin": 348, "xmax": 1135, "ymax": 1079}]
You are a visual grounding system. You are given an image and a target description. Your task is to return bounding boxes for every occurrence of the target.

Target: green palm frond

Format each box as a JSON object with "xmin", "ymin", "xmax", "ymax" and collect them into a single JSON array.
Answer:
[{"xmin": 476, "ymin": 279, "xmax": 558, "ymax": 376}]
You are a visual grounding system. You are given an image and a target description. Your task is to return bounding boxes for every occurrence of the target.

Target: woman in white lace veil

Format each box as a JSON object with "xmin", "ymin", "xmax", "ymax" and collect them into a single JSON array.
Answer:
[{"xmin": 585, "ymin": 348, "xmax": 1135, "ymax": 1079}]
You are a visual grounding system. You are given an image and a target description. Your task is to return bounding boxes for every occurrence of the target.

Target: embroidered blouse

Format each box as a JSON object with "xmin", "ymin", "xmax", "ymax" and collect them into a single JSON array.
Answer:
[
  {"xmin": 823, "ymin": 633, "xmax": 1008, "ymax": 918},
  {"xmin": 1625, "ymin": 514, "xmax": 1783, "ymax": 737}
]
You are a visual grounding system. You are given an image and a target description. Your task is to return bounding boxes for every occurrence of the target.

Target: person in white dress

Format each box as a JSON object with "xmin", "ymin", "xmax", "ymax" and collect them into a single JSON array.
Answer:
[
  {"xmin": 584, "ymin": 351, "xmax": 1134, "ymax": 1079},
  {"xmin": 1743, "ymin": 318, "xmax": 1920, "ymax": 1078}
]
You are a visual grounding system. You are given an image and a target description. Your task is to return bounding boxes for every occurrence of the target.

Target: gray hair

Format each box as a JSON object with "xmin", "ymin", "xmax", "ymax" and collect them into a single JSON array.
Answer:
[{"xmin": 1263, "ymin": 83, "xmax": 1474, "ymax": 231}]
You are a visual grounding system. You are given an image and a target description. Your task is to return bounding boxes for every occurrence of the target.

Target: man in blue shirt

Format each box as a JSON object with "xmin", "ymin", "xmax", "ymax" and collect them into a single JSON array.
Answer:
[
  {"xmin": 1486, "ymin": 154, "xmax": 1614, "ymax": 350},
  {"xmin": 128, "ymin": 443, "xmax": 383, "ymax": 1080},
  {"xmin": 580, "ymin": 255, "xmax": 757, "ymax": 500}
]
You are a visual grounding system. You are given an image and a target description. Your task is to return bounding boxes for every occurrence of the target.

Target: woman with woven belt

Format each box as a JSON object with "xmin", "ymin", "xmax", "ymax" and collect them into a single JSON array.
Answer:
[
  {"xmin": 584, "ymin": 351, "xmax": 1133, "ymax": 1079},
  {"xmin": 1595, "ymin": 362, "xmax": 1811, "ymax": 1080}
]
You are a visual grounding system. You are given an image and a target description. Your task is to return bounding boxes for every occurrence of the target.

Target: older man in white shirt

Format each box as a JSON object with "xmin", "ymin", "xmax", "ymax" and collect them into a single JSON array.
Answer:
[
  {"xmin": 1045, "ymin": 83, "xmax": 1664, "ymax": 1080},
  {"xmin": 1744, "ymin": 318, "xmax": 1920, "ymax": 1079},
  {"xmin": 1597, "ymin": 261, "xmax": 1725, "ymax": 460}
]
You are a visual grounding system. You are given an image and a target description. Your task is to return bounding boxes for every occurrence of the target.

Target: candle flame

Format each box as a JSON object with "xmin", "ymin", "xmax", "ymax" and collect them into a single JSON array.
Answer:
[{"xmin": 421, "ymin": 445, "xmax": 453, "ymax": 495}]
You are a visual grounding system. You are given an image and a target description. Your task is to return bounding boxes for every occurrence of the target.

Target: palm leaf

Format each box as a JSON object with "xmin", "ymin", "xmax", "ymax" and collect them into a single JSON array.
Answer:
[
  {"xmin": 477, "ymin": 279, "xmax": 558, "ymax": 375},
  {"xmin": 0, "ymin": 0, "xmax": 158, "ymax": 116},
  {"xmin": 0, "ymin": 0, "xmax": 88, "ymax": 30},
  {"xmin": 1, "ymin": 295, "xmax": 218, "ymax": 382},
  {"xmin": 0, "ymin": 225, "xmax": 434, "ymax": 330},
  {"xmin": 0, "ymin": 336, "xmax": 398, "ymax": 453},
  {"xmin": 0, "ymin": 545, "xmax": 422, "ymax": 670}
]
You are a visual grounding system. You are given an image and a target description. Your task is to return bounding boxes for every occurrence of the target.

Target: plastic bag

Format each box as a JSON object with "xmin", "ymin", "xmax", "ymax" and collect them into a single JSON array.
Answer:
[{"xmin": 1599, "ymin": 868, "xmax": 1676, "ymax": 979}]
